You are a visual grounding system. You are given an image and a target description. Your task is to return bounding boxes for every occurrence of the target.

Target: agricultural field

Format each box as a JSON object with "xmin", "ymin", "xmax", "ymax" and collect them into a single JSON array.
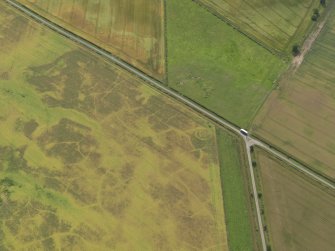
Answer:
[
  {"xmin": 252, "ymin": 10, "xmax": 335, "ymax": 180},
  {"xmin": 0, "ymin": 3, "xmax": 228, "ymax": 250},
  {"xmin": 255, "ymin": 149, "xmax": 335, "ymax": 251},
  {"xmin": 216, "ymin": 129, "xmax": 255, "ymax": 251},
  {"xmin": 196, "ymin": 0, "xmax": 320, "ymax": 53},
  {"xmin": 166, "ymin": 0, "xmax": 285, "ymax": 128},
  {"xmin": 17, "ymin": 0, "xmax": 166, "ymax": 81}
]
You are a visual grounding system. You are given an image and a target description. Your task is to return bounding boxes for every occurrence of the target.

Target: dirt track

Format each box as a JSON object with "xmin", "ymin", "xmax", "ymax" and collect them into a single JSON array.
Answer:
[
  {"xmin": 292, "ymin": 20, "xmax": 326, "ymax": 72},
  {"xmin": 292, "ymin": 3, "xmax": 335, "ymax": 73}
]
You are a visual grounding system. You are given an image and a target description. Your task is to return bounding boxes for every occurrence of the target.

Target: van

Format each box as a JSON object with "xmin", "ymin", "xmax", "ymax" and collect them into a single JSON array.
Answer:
[{"xmin": 240, "ymin": 129, "xmax": 248, "ymax": 136}]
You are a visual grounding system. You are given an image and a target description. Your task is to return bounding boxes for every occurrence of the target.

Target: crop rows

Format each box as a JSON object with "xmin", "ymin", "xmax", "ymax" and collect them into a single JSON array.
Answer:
[
  {"xmin": 197, "ymin": 0, "xmax": 320, "ymax": 53},
  {"xmin": 252, "ymin": 10, "xmax": 335, "ymax": 180},
  {"xmin": 17, "ymin": 0, "xmax": 166, "ymax": 80},
  {"xmin": 255, "ymin": 149, "xmax": 335, "ymax": 251}
]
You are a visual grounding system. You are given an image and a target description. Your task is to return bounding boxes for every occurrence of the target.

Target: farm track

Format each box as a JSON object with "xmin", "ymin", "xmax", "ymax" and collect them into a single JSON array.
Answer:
[
  {"xmin": 5, "ymin": 1, "xmax": 335, "ymax": 251},
  {"xmin": 292, "ymin": 10, "xmax": 332, "ymax": 72},
  {"xmin": 283, "ymin": 0, "xmax": 335, "ymax": 78}
]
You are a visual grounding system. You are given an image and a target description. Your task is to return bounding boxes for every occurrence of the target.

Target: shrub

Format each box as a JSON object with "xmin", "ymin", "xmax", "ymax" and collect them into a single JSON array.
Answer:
[
  {"xmin": 252, "ymin": 161, "xmax": 257, "ymax": 167},
  {"xmin": 312, "ymin": 8, "xmax": 320, "ymax": 21},
  {"xmin": 292, "ymin": 44, "xmax": 300, "ymax": 56}
]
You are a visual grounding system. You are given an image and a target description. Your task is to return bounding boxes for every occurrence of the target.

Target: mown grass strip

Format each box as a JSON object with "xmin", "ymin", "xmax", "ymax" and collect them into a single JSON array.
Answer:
[{"xmin": 216, "ymin": 128, "xmax": 254, "ymax": 251}]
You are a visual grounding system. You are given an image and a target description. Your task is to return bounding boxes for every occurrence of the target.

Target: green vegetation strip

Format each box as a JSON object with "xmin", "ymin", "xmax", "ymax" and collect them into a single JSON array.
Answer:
[{"xmin": 216, "ymin": 128, "xmax": 254, "ymax": 251}]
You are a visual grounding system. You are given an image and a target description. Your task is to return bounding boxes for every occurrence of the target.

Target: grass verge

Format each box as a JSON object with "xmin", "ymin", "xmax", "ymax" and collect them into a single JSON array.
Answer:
[{"xmin": 216, "ymin": 128, "xmax": 255, "ymax": 251}]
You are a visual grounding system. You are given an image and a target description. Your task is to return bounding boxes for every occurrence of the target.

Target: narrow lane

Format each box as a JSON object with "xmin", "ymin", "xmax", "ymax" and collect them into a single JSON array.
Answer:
[
  {"xmin": 5, "ymin": 1, "xmax": 335, "ymax": 251},
  {"xmin": 246, "ymin": 138, "xmax": 335, "ymax": 190},
  {"xmin": 245, "ymin": 139, "xmax": 267, "ymax": 251}
]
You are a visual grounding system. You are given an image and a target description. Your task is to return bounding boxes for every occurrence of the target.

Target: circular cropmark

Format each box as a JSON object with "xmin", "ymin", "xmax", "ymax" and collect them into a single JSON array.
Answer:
[{"xmin": 193, "ymin": 127, "xmax": 211, "ymax": 141}]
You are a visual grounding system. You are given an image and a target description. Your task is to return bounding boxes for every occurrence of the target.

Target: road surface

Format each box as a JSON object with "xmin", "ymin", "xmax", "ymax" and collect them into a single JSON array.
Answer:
[
  {"xmin": 246, "ymin": 138, "xmax": 335, "ymax": 189},
  {"xmin": 245, "ymin": 138, "xmax": 267, "ymax": 251},
  {"xmin": 5, "ymin": 1, "xmax": 335, "ymax": 250}
]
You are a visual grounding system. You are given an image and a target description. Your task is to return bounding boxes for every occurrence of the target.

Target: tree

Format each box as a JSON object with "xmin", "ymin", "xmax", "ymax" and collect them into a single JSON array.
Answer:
[
  {"xmin": 292, "ymin": 44, "xmax": 300, "ymax": 56},
  {"xmin": 252, "ymin": 161, "xmax": 257, "ymax": 167},
  {"xmin": 258, "ymin": 192, "xmax": 262, "ymax": 199},
  {"xmin": 267, "ymin": 245, "xmax": 272, "ymax": 251},
  {"xmin": 320, "ymin": 0, "xmax": 326, "ymax": 7},
  {"xmin": 312, "ymin": 8, "xmax": 320, "ymax": 21}
]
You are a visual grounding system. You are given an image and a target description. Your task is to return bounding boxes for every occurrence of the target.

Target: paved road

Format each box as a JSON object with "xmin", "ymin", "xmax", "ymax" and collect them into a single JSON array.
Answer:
[
  {"xmin": 5, "ymin": 0, "xmax": 242, "ymax": 130},
  {"xmin": 245, "ymin": 138, "xmax": 267, "ymax": 251},
  {"xmin": 10, "ymin": 0, "xmax": 332, "ymax": 190},
  {"xmin": 5, "ymin": 1, "xmax": 267, "ymax": 249},
  {"xmin": 6, "ymin": 0, "xmax": 335, "ymax": 250},
  {"xmin": 247, "ymin": 138, "xmax": 335, "ymax": 189}
]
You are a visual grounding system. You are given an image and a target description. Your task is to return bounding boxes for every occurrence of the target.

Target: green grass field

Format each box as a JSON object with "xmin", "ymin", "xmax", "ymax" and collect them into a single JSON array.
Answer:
[
  {"xmin": 216, "ymin": 128, "xmax": 255, "ymax": 251},
  {"xmin": 255, "ymin": 149, "xmax": 335, "ymax": 251},
  {"xmin": 196, "ymin": 0, "xmax": 320, "ymax": 53},
  {"xmin": 166, "ymin": 0, "xmax": 285, "ymax": 127}
]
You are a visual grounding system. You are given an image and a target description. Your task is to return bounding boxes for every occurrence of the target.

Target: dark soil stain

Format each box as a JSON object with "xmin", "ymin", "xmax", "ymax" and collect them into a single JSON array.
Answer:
[
  {"xmin": 25, "ymin": 50, "xmax": 143, "ymax": 118},
  {"xmin": 0, "ymin": 146, "xmax": 28, "ymax": 172},
  {"xmin": 37, "ymin": 118, "xmax": 98, "ymax": 165},
  {"xmin": 0, "ymin": 72, "xmax": 9, "ymax": 80},
  {"xmin": 23, "ymin": 119, "xmax": 39, "ymax": 139},
  {"xmin": 0, "ymin": 13, "xmax": 28, "ymax": 52}
]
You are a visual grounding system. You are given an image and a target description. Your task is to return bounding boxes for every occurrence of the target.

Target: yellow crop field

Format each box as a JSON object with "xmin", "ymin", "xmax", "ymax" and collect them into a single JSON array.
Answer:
[
  {"xmin": 0, "ymin": 3, "xmax": 227, "ymax": 250},
  {"xmin": 17, "ymin": 0, "xmax": 166, "ymax": 81}
]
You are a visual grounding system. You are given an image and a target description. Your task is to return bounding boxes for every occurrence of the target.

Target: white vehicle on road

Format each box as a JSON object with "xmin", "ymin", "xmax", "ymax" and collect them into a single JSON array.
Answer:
[{"xmin": 240, "ymin": 129, "xmax": 249, "ymax": 136}]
